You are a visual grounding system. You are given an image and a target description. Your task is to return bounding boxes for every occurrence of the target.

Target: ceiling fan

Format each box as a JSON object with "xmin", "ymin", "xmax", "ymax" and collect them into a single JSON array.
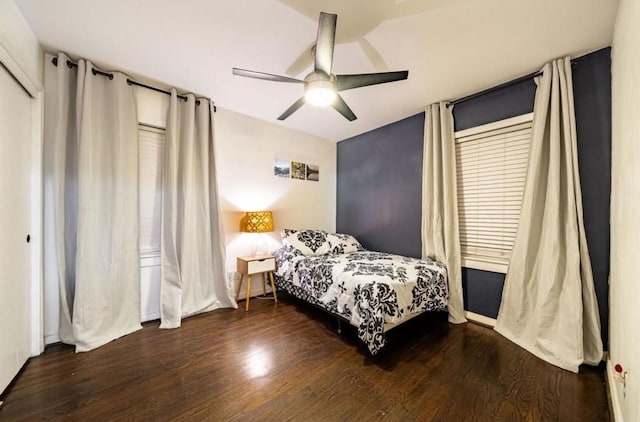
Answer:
[{"xmin": 232, "ymin": 12, "xmax": 409, "ymax": 121}]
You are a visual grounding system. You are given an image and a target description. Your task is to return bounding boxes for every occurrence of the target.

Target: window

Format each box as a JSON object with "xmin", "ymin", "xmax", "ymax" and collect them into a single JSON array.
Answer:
[
  {"xmin": 138, "ymin": 124, "xmax": 165, "ymax": 256},
  {"xmin": 455, "ymin": 113, "xmax": 532, "ymax": 273}
]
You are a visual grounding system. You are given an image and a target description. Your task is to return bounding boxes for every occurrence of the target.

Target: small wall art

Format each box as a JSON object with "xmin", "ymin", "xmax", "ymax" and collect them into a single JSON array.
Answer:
[
  {"xmin": 291, "ymin": 161, "xmax": 306, "ymax": 180},
  {"xmin": 306, "ymin": 164, "xmax": 319, "ymax": 181},
  {"xmin": 275, "ymin": 159, "xmax": 319, "ymax": 182},
  {"xmin": 274, "ymin": 159, "xmax": 290, "ymax": 178}
]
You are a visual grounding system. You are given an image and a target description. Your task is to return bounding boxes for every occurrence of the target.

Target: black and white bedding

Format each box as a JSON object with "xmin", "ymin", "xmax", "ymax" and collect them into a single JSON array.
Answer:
[{"xmin": 273, "ymin": 230, "xmax": 449, "ymax": 355}]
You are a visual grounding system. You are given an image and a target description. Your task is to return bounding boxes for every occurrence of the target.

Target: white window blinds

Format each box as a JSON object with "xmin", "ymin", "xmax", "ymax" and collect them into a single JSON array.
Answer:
[
  {"xmin": 138, "ymin": 125, "xmax": 165, "ymax": 256},
  {"xmin": 454, "ymin": 113, "xmax": 532, "ymax": 273}
]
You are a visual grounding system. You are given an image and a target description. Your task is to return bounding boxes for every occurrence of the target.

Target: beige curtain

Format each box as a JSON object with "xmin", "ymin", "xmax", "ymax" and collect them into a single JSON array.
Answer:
[
  {"xmin": 160, "ymin": 90, "xmax": 236, "ymax": 329},
  {"xmin": 422, "ymin": 102, "xmax": 466, "ymax": 324},
  {"xmin": 52, "ymin": 53, "xmax": 141, "ymax": 352},
  {"xmin": 495, "ymin": 58, "xmax": 603, "ymax": 372}
]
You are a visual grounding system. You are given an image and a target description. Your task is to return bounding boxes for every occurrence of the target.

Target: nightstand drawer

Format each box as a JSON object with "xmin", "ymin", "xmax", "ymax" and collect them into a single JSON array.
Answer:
[{"xmin": 247, "ymin": 257, "xmax": 275, "ymax": 274}]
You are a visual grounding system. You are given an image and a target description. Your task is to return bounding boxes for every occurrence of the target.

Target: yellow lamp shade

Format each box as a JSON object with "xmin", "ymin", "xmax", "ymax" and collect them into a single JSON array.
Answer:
[{"xmin": 241, "ymin": 211, "xmax": 274, "ymax": 233}]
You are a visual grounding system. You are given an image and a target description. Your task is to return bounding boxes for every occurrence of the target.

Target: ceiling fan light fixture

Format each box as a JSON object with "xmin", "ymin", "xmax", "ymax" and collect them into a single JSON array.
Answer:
[
  {"xmin": 304, "ymin": 79, "xmax": 336, "ymax": 107},
  {"xmin": 232, "ymin": 12, "xmax": 408, "ymax": 121}
]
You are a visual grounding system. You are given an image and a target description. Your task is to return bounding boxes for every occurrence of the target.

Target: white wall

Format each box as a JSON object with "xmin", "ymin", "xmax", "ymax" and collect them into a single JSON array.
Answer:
[
  {"xmin": 609, "ymin": 0, "xmax": 640, "ymax": 420},
  {"xmin": 43, "ymin": 68, "xmax": 336, "ymax": 340},
  {"xmin": 215, "ymin": 108, "xmax": 336, "ymax": 277}
]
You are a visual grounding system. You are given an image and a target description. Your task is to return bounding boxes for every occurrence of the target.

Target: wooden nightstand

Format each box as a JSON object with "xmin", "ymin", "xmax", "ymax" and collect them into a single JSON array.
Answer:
[{"xmin": 236, "ymin": 254, "xmax": 277, "ymax": 311}]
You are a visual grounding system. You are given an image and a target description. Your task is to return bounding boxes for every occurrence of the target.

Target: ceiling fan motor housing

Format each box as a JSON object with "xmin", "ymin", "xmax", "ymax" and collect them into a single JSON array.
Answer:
[{"xmin": 304, "ymin": 72, "xmax": 337, "ymax": 106}]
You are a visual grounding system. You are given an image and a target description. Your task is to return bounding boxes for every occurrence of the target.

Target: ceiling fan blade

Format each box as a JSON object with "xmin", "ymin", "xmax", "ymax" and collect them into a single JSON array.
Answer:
[
  {"xmin": 277, "ymin": 97, "xmax": 306, "ymax": 120},
  {"xmin": 314, "ymin": 12, "xmax": 337, "ymax": 76},
  {"xmin": 336, "ymin": 71, "xmax": 409, "ymax": 91},
  {"xmin": 232, "ymin": 68, "xmax": 304, "ymax": 83},
  {"xmin": 332, "ymin": 94, "xmax": 357, "ymax": 121}
]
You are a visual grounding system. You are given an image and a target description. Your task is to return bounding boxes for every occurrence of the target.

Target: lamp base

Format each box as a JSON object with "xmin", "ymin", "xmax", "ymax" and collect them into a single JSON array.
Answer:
[{"xmin": 251, "ymin": 233, "xmax": 269, "ymax": 257}]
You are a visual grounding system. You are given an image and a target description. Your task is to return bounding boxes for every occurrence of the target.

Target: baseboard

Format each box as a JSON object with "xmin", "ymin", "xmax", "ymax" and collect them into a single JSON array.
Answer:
[
  {"xmin": 606, "ymin": 359, "xmax": 624, "ymax": 422},
  {"xmin": 464, "ymin": 311, "xmax": 496, "ymax": 328},
  {"xmin": 236, "ymin": 291, "xmax": 274, "ymax": 301},
  {"xmin": 233, "ymin": 282, "xmax": 274, "ymax": 301},
  {"xmin": 141, "ymin": 312, "xmax": 160, "ymax": 323},
  {"xmin": 44, "ymin": 333, "xmax": 60, "ymax": 345}
]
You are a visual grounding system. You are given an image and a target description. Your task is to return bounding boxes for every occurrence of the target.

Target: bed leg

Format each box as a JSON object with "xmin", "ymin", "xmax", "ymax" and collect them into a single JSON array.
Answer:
[{"xmin": 337, "ymin": 319, "xmax": 342, "ymax": 334}]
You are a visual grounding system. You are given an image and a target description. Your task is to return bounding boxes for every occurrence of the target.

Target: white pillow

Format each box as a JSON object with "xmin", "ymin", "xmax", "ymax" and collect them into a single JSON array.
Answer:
[
  {"xmin": 326, "ymin": 232, "xmax": 364, "ymax": 254},
  {"xmin": 281, "ymin": 229, "xmax": 331, "ymax": 256}
]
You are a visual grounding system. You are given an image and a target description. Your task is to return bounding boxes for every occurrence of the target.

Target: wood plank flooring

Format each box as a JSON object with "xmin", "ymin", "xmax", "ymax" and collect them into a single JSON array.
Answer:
[{"xmin": 0, "ymin": 295, "xmax": 609, "ymax": 421}]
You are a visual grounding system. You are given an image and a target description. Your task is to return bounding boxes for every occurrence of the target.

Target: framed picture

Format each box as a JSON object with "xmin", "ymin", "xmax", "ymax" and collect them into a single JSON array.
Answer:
[
  {"xmin": 291, "ymin": 161, "xmax": 306, "ymax": 180},
  {"xmin": 306, "ymin": 164, "xmax": 319, "ymax": 181},
  {"xmin": 274, "ymin": 159, "xmax": 290, "ymax": 178}
]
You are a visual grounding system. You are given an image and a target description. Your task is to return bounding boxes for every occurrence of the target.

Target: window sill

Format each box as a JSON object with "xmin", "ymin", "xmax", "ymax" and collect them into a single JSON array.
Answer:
[{"xmin": 461, "ymin": 257, "xmax": 508, "ymax": 274}]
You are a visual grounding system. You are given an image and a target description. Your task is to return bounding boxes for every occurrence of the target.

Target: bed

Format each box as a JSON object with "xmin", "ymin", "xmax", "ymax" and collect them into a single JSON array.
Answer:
[{"xmin": 272, "ymin": 229, "xmax": 449, "ymax": 355}]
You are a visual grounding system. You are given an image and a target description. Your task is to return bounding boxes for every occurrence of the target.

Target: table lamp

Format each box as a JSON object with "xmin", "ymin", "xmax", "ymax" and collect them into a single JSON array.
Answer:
[{"xmin": 241, "ymin": 211, "xmax": 274, "ymax": 255}]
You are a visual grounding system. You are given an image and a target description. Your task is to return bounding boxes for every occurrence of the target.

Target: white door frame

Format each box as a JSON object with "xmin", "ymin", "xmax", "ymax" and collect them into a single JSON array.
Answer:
[{"xmin": 0, "ymin": 40, "xmax": 44, "ymax": 357}]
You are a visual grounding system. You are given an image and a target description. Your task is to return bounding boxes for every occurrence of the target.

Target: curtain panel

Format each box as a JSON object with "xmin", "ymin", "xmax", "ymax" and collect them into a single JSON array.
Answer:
[
  {"xmin": 160, "ymin": 90, "xmax": 236, "ymax": 329},
  {"xmin": 495, "ymin": 58, "xmax": 603, "ymax": 372},
  {"xmin": 51, "ymin": 52, "xmax": 141, "ymax": 352},
  {"xmin": 422, "ymin": 102, "xmax": 467, "ymax": 324}
]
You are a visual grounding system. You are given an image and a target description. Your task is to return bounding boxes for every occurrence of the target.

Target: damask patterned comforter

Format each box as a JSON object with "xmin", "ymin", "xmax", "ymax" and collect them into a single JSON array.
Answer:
[{"xmin": 273, "ymin": 248, "xmax": 448, "ymax": 355}]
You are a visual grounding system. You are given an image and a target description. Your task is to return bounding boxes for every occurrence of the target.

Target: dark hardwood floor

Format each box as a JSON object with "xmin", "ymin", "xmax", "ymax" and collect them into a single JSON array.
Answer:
[{"xmin": 0, "ymin": 295, "xmax": 609, "ymax": 421}]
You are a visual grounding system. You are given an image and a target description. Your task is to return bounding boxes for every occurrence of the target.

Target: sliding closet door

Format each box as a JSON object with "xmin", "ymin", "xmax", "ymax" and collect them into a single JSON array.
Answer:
[{"xmin": 0, "ymin": 64, "xmax": 32, "ymax": 393}]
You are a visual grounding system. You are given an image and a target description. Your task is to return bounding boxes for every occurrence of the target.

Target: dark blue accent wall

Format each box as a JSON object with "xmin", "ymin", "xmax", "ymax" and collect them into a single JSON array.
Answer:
[
  {"xmin": 572, "ymin": 48, "xmax": 611, "ymax": 344},
  {"xmin": 453, "ymin": 78, "xmax": 536, "ymax": 131},
  {"xmin": 337, "ymin": 113, "xmax": 424, "ymax": 258},
  {"xmin": 336, "ymin": 48, "xmax": 611, "ymax": 345},
  {"xmin": 452, "ymin": 77, "xmax": 537, "ymax": 319}
]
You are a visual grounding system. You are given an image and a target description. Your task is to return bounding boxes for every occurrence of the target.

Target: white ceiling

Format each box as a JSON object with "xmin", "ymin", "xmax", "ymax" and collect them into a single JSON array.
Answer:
[{"xmin": 16, "ymin": 0, "xmax": 618, "ymax": 142}]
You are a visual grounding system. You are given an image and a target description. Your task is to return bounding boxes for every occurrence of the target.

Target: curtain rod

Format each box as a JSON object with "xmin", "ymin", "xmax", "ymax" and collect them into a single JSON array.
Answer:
[
  {"xmin": 446, "ymin": 59, "xmax": 577, "ymax": 108},
  {"xmin": 51, "ymin": 57, "xmax": 216, "ymax": 111}
]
